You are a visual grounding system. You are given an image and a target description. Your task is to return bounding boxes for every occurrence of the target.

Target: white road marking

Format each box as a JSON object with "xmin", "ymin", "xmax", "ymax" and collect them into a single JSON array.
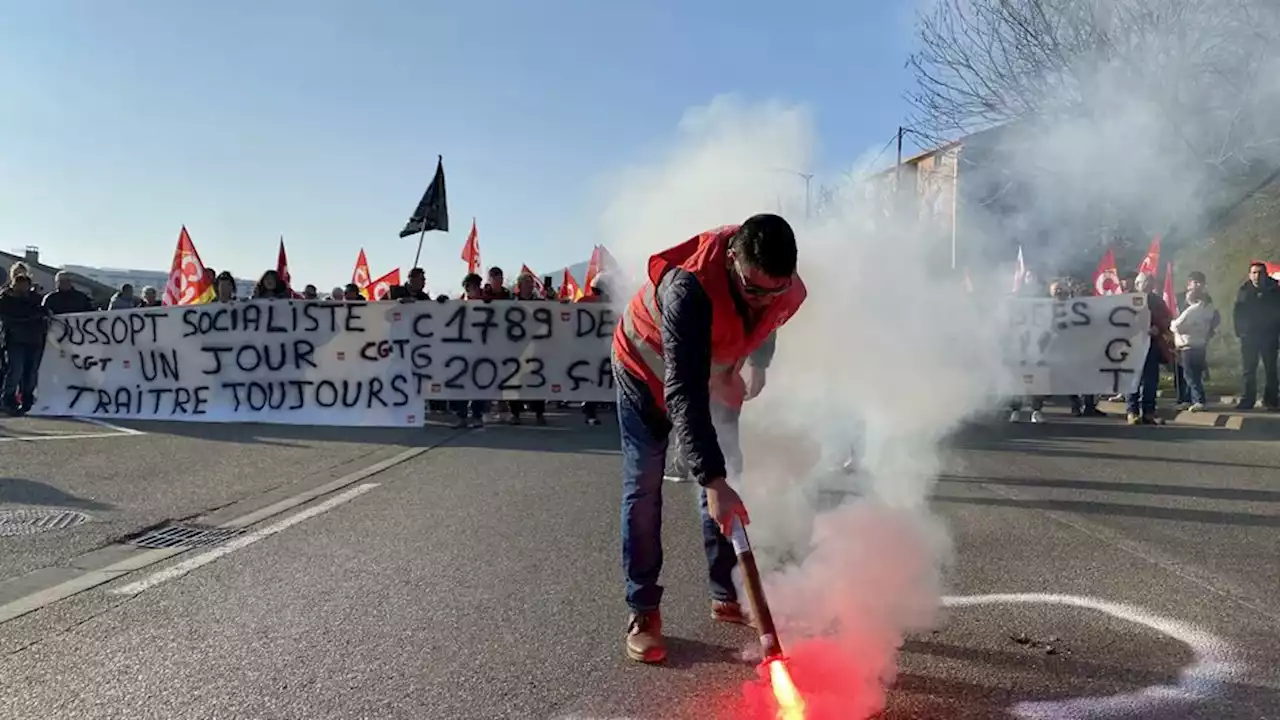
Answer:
[
  {"xmin": 81, "ymin": 417, "xmax": 146, "ymax": 435},
  {"xmin": 0, "ymin": 431, "xmax": 135, "ymax": 443},
  {"xmin": 109, "ymin": 482, "xmax": 379, "ymax": 597},
  {"xmin": 0, "ymin": 416, "xmax": 146, "ymax": 442},
  {"xmin": 941, "ymin": 592, "xmax": 1245, "ymax": 718}
]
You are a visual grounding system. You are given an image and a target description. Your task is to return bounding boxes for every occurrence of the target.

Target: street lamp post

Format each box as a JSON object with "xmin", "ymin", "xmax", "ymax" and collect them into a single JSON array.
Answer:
[{"xmin": 767, "ymin": 168, "xmax": 815, "ymax": 219}]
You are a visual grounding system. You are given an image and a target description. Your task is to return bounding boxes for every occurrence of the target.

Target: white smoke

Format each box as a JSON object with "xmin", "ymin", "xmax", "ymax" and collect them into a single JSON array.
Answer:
[{"xmin": 594, "ymin": 94, "xmax": 998, "ymax": 718}]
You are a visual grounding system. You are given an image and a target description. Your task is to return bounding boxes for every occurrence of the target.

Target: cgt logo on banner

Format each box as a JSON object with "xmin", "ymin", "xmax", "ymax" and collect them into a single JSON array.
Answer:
[
  {"xmin": 33, "ymin": 300, "xmax": 617, "ymax": 427},
  {"xmin": 999, "ymin": 292, "xmax": 1152, "ymax": 396}
]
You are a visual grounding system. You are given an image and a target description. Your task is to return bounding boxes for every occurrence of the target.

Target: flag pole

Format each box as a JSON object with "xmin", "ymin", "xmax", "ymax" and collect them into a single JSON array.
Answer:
[{"xmin": 413, "ymin": 225, "xmax": 428, "ymax": 269}]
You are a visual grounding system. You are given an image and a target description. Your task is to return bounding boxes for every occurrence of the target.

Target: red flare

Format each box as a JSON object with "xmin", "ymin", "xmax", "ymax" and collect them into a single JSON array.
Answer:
[{"xmin": 766, "ymin": 657, "xmax": 806, "ymax": 719}]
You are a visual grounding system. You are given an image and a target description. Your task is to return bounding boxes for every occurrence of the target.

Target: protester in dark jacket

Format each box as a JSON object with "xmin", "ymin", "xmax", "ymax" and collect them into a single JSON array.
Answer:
[
  {"xmin": 391, "ymin": 267, "xmax": 431, "ymax": 301},
  {"xmin": 611, "ymin": 216, "xmax": 805, "ymax": 664},
  {"xmin": 484, "ymin": 267, "xmax": 513, "ymax": 300},
  {"xmin": 1128, "ymin": 273, "xmax": 1174, "ymax": 424},
  {"xmin": 42, "ymin": 272, "xmax": 94, "ymax": 315},
  {"xmin": 1231, "ymin": 262, "xmax": 1280, "ymax": 410},
  {"xmin": 0, "ymin": 271, "xmax": 49, "ymax": 413}
]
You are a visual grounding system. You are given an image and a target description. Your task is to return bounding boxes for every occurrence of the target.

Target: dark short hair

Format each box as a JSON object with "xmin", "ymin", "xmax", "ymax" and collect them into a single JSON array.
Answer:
[
  {"xmin": 409, "ymin": 267, "xmax": 425, "ymax": 278},
  {"xmin": 1249, "ymin": 261, "xmax": 1268, "ymax": 272},
  {"xmin": 1187, "ymin": 271, "xmax": 1206, "ymax": 283},
  {"xmin": 487, "ymin": 266, "xmax": 503, "ymax": 277},
  {"xmin": 463, "ymin": 273, "xmax": 483, "ymax": 288},
  {"xmin": 729, "ymin": 213, "xmax": 797, "ymax": 279}
]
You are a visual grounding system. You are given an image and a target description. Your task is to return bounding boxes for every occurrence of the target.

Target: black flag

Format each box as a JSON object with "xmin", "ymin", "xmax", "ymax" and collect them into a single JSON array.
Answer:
[{"xmin": 399, "ymin": 155, "xmax": 449, "ymax": 238}]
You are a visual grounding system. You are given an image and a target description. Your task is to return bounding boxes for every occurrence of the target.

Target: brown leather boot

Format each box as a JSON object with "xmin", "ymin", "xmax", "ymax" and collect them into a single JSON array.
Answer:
[
  {"xmin": 711, "ymin": 599, "xmax": 752, "ymax": 627},
  {"xmin": 625, "ymin": 610, "xmax": 666, "ymax": 663}
]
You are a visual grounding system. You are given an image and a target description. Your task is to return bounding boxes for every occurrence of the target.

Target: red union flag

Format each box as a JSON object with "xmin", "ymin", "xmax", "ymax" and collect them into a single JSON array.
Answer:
[
  {"xmin": 276, "ymin": 236, "xmax": 294, "ymax": 293},
  {"xmin": 1137, "ymin": 236, "xmax": 1161, "ymax": 280},
  {"xmin": 1093, "ymin": 248, "xmax": 1121, "ymax": 296},
  {"xmin": 559, "ymin": 266, "xmax": 580, "ymax": 301},
  {"xmin": 370, "ymin": 268, "xmax": 402, "ymax": 301},
  {"xmin": 1162, "ymin": 261, "xmax": 1179, "ymax": 315},
  {"xmin": 162, "ymin": 226, "xmax": 215, "ymax": 306},
  {"xmin": 461, "ymin": 219, "xmax": 480, "ymax": 274},
  {"xmin": 352, "ymin": 248, "xmax": 372, "ymax": 296}
]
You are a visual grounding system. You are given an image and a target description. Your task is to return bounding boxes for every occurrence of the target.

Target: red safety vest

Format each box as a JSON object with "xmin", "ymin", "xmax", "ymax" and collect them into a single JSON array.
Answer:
[{"xmin": 612, "ymin": 225, "xmax": 807, "ymax": 411}]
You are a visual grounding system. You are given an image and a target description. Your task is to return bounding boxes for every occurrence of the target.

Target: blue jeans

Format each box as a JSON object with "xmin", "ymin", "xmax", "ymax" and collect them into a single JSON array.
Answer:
[
  {"xmin": 618, "ymin": 385, "xmax": 741, "ymax": 613},
  {"xmin": 1181, "ymin": 347, "xmax": 1208, "ymax": 405},
  {"xmin": 1126, "ymin": 347, "xmax": 1162, "ymax": 416},
  {"xmin": 3, "ymin": 343, "xmax": 40, "ymax": 408}
]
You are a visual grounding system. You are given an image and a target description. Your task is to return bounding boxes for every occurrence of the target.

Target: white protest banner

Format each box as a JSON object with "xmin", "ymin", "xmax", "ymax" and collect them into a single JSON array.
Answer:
[
  {"xmin": 999, "ymin": 292, "xmax": 1153, "ymax": 396},
  {"xmin": 34, "ymin": 301, "xmax": 421, "ymax": 427},
  {"xmin": 389, "ymin": 299, "xmax": 617, "ymax": 402}
]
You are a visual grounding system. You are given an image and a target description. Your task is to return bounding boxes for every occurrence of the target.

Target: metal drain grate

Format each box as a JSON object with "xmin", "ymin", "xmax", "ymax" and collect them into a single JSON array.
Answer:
[
  {"xmin": 129, "ymin": 524, "xmax": 244, "ymax": 550},
  {"xmin": 0, "ymin": 508, "xmax": 91, "ymax": 537}
]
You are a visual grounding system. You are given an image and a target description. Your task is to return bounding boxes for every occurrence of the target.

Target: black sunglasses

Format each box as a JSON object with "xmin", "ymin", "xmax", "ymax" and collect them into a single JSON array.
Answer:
[{"xmin": 732, "ymin": 257, "xmax": 790, "ymax": 297}]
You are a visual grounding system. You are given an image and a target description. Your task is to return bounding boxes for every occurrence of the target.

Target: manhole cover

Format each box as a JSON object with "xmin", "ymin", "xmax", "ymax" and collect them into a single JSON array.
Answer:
[
  {"xmin": 129, "ymin": 524, "xmax": 244, "ymax": 550},
  {"xmin": 0, "ymin": 508, "xmax": 92, "ymax": 537}
]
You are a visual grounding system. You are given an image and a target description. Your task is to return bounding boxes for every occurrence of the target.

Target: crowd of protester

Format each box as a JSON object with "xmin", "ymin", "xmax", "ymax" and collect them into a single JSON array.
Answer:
[
  {"xmin": 0, "ymin": 260, "xmax": 611, "ymax": 424},
  {"xmin": 1007, "ymin": 261, "xmax": 1280, "ymax": 425},
  {"xmin": 4, "ymin": 255, "xmax": 1278, "ymax": 425}
]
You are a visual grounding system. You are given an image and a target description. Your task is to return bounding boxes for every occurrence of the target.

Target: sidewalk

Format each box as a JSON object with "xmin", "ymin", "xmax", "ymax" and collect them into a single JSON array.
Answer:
[{"xmin": 1094, "ymin": 399, "xmax": 1280, "ymax": 431}]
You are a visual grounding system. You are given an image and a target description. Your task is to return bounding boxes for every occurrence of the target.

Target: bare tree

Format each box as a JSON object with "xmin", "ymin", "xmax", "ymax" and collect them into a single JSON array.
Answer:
[{"xmin": 907, "ymin": 0, "xmax": 1280, "ymax": 174}]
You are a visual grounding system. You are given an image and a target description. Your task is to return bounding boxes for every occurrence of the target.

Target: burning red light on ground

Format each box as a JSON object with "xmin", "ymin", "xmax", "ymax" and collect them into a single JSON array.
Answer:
[
  {"xmin": 767, "ymin": 658, "xmax": 806, "ymax": 719},
  {"xmin": 738, "ymin": 638, "xmax": 892, "ymax": 720}
]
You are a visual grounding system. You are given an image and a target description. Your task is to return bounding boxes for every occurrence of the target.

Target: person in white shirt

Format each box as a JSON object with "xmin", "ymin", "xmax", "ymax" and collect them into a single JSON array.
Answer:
[{"xmin": 1171, "ymin": 286, "xmax": 1215, "ymax": 411}]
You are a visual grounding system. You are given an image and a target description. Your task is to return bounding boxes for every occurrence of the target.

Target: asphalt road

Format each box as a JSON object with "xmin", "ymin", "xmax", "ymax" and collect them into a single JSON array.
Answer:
[{"xmin": 0, "ymin": 407, "xmax": 1277, "ymax": 719}]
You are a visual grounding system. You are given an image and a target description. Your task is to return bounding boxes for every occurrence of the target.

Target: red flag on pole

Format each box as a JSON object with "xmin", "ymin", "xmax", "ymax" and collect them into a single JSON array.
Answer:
[
  {"xmin": 581, "ymin": 246, "xmax": 602, "ymax": 300},
  {"xmin": 461, "ymin": 219, "xmax": 480, "ymax": 274},
  {"xmin": 559, "ymin": 267, "xmax": 581, "ymax": 301},
  {"xmin": 162, "ymin": 226, "xmax": 216, "ymax": 306},
  {"xmin": 370, "ymin": 268, "xmax": 402, "ymax": 301},
  {"xmin": 277, "ymin": 236, "xmax": 303, "ymax": 297},
  {"xmin": 352, "ymin": 249, "xmax": 372, "ymax": 292},
  {"xmin": 1137, "ymin": 236, "xmax": 1162, "ymax": 280},
  {"xmin": 1093, "ymin": 249, "xmax": 1121, "ymax": 295},
  {"xmin": 1162, "ymin": 261, "xmax": 1179, "ymax": 315}
]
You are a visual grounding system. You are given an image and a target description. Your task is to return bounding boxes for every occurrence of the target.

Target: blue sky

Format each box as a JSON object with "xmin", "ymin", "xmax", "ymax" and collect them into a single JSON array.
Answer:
[{"xmin": 0, "ymin": 1, "xmax": 922, "ymax": 291}]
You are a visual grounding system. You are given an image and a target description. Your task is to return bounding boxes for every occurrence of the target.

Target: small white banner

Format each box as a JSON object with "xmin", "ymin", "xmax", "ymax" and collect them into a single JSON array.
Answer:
[{"xmin": 1000, "ymin": 292, "xmax": 1153, "ymax": 396}]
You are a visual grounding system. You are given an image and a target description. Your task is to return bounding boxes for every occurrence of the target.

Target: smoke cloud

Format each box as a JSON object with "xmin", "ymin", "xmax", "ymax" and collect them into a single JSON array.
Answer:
[{"xmin": 594, "ymin": 94, "xmax": 997, "ymax": 718}]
